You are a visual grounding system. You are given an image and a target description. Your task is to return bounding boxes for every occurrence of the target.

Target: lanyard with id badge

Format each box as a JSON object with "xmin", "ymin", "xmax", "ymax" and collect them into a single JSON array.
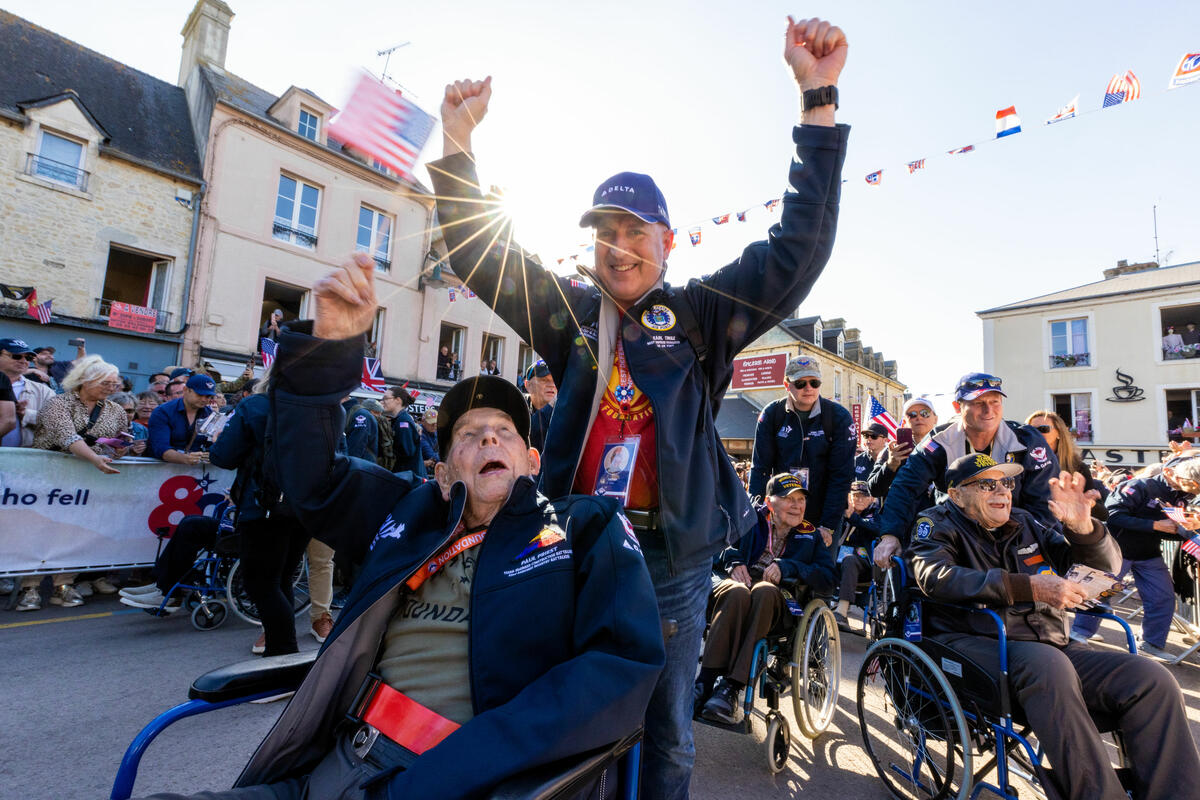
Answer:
[{"xmin": 592, "ymin": 340, "xmax": 643, "ymax": 507}]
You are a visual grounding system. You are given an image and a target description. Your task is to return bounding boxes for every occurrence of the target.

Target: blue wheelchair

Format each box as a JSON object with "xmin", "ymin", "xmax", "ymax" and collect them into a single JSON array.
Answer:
[{"xmin": 856, "ymin": 560, "xmax": 1138, "ymax": 800}]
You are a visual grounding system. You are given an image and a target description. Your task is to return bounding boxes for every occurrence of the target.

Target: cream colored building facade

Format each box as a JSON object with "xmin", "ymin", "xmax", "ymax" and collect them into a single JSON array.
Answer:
[
  {"xmin": 177, "ymin": 1, "xmax": 525, "ymax": 389},
  {"xmin": 978, "ymin": 258, "xmax": 1200, "ymax": 467}
]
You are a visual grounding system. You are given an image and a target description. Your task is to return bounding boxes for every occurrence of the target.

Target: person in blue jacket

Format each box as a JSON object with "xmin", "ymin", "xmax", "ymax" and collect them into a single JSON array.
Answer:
[
  {"xmin": 429, "ymin": 17, "xmax": 849, "ymax": 795},
  {"xmin": 696, "ymin": 472, "xmax": 835, "ymax": 723},
  {"xmin": 135, "ymin": 256, "xmax": 665, "ymax": 800},
  {"xmin": 873, "ymin": 372, "xmax": 1058, "ymax": 568}
]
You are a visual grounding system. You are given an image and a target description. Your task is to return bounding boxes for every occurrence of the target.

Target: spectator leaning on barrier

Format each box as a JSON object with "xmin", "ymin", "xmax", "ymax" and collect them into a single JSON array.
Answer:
[
  {"xmin": 0, "ymin": 337, "xmax": 54, "ymax": 447},
  {"xmin": 148, "ymin": 374, "xmax": 214, "ymax": 464},
  {"xmin": 873, "ymin": 372, "xmax": 1058, "ymax": 568},
  {"xmin": 429, "ymin": 18, "xmax": 848, "ymax": 793},
  {"xmin": 1070, "ymin": 453, "xmax": 1200, "ymax": 658},
  {"xmin": 909, "ymin": 454, "xmax": 1200, "ymax": 800},
  {"xmin": 32, "ymin": 355, "xmax": 129, "ymax": 475},
  {"xmin": 749, "ymin": 356, "xmax": 857, "ymax": 544},
  {"xmin": 867, "ymin": 396, "xmax": 939, "ymax": 504}
]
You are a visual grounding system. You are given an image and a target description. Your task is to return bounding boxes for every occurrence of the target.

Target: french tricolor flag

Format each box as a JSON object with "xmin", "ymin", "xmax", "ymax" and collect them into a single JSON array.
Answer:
[{"xmin": 995, "ymin": 106, "xmax": 1021, "ymax": 138}]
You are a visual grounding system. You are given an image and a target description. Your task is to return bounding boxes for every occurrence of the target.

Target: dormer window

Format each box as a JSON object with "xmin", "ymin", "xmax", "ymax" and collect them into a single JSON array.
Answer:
[
  {"xmin": 32, "ymin": 130, "xmax": 86, "ymax": 189},
  {"xmin": 813, "ymin": 322, "xmax": 823, "ymax": 345},
  {"xmin": 298, "ymin": 108, "xmax": 320, "ymax": 141}
]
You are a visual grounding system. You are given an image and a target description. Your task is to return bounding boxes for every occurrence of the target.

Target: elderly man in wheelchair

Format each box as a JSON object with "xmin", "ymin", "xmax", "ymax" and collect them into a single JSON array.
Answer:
[
  {"xmin": 903, "ymin": 453, "xmax": 1200, "ymax": 800},
  {"xmin": 121, "ymin": 256, "xmax": 665, "ymax": 800},
  {"xmin": 695, "ymin": 472, "xmax": 836, "ymax": 725}
]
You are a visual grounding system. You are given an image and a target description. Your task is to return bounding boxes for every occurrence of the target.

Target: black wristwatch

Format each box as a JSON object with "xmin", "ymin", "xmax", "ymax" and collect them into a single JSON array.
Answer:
[{"xmin": 802, "ymin": 85, "xmax": 839, "ymax": 111}]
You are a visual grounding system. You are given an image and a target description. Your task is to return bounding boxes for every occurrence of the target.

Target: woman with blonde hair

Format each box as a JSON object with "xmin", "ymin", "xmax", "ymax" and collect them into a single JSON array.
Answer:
[{"xmin": 1025, "ymin": 409, "xmax": 1106, "ymax": 519}]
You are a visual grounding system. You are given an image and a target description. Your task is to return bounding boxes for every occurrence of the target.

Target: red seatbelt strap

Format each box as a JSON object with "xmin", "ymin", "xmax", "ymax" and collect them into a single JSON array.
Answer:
[{"xmin": 354, "ymin": 675, "xmax": 461, "ymax": 755}]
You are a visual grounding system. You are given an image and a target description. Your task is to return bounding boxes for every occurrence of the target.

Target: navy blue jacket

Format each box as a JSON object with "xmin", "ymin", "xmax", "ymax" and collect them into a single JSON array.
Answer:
[
  {"xmin": 428, "ymin": 124, "xmax": 850, "ymax": 573},
  {"xmin": 1105, "ymin": 474, "xmax": 1192, "ymax": 560},
  {"xmin": 529, "ymin": 402, "xmax": 553, "ymax": 455},
  {"xmin": 244, "ymin": 324, "xmax": 665, "ymax": 798},
  {"xmin": 748, "ymin": 397, "xmax": 857, "ymax": 531},
  {"xmin": 716, "ymin": 509, "xmax": 836, "ymax": 595},
  {"xmin": 344, "ymin": 406, "xmax": 379, "ymax": 463},
  {"xmin": 391, "ymin": 409, "xmax": 425, "ymax": 477},
  {"xmin": 878, "ymin": 419, "xmax": 1059, "ymax": 547},
  {"xmin": 419, "ymin": 427, "xmax": 438, "ymax": 463},
  {"xmin": 147, "ymin": 397, "xmax": 211, "ymax": 458},
  {"xmin": 208, "ymin": 393, "xmax": 274, "ymax": 523}
]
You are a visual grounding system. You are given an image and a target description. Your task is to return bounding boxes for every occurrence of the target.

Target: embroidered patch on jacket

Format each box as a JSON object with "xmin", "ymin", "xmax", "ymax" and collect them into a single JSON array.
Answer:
[
  {"xmin": 1023, "ymin": 554, "xmax": 1045, "ymax": 566},
  {"xmin": 618, "ymin": 513, "xmax": 642, "ymax": 554},
  {"xmin": 370, "ymin": 515, "xmax": 405, "ymax": 550},
  {"xmin": 640, "ymin": 304, "xmax": 676, "ymax": 332},
  {"xmin": 915, "ymin": 517, "xmax": 933, "ymax": 539},
  {"xmin": 513, "ymin": 526, "xmax": 567, "ymax": 560}
]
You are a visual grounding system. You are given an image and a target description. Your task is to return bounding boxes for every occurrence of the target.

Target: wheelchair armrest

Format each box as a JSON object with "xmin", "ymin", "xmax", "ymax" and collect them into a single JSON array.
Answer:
[
  {"xmin": 1073, "ymin": 607, "xmax": 1138, "ymax": 653},
  {"xmin": 188, "ymin": 650, "xmax": 318, "ymax": 703},
  {"xmin": 489, "ymin": 730, "xmax": 641, "ymax": 800}
]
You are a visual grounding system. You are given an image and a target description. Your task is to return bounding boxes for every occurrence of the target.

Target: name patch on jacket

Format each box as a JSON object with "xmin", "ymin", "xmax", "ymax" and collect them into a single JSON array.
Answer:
[
  {"xmin": 371, "ymin": 515, "xmax": 405, "ymax": 550},
  {"xmin": 504, "ymin": 526, "xmax": 572, "ymax": 578}
]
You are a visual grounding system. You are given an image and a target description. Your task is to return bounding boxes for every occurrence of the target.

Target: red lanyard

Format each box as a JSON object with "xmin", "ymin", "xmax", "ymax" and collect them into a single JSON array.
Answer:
[{"xmin": 405, "ymin": 523, "xmax": 486, "ymax": 591}]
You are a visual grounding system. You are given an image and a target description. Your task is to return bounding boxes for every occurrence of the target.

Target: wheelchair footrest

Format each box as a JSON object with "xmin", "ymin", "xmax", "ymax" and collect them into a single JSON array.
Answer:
[{"xmin": 189, "ymin": 650, "xmax": 317, "ymax": 703}]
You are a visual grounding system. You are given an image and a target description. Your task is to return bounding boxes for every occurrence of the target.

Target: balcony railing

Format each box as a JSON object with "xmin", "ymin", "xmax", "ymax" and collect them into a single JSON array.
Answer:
[
  {"xmin": 94, "ymin": 298, "xmax": 172, "ymax": 330},
  {"xmin": 1049, "ymin": 352, "xmax": 1090, "ymax": 368},
  {"xmin": 25, "ymin": 153, "xmax": 89, "ymax": 191},
  {"xmin": 272, "ymin": 220, "xmax": 318, "ymax": 248},
  {"xmin": 372, "ymin": 255, "xmax": 391, "ymax": 272}
]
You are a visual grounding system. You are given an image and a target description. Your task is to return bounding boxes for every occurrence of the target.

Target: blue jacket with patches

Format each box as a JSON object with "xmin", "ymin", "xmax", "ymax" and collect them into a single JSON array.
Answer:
[
  {"xmin": 428, "ymin": 124, "xmax": 850, "ymax": 574},
  {"xmin": 878, "ymin": 419, "xmax": 1059, "ymax": 547},
  {"xmin": 242, "ymin": 324, "xmax": 665, "ymax": 799},
  {"xmin": 1104, "ymin": 474, "xmax": 1192, "ymax": 560},
  {"xmin": 716, "ymin": 508, "xmax": 836, "ymax": 595},
  {"xmin": 391, "ymin": 409, "xmax": 425, "ymax": 477},
  {"xmin": 748, "ymin": 396, "xmax": 857, "ymax": 531}
]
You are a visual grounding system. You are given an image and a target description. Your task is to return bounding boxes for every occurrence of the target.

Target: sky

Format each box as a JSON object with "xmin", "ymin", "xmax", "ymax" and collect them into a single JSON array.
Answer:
[{"xmin": 7, "ymin": 0, "xmax": 1199, "ymax": 400}]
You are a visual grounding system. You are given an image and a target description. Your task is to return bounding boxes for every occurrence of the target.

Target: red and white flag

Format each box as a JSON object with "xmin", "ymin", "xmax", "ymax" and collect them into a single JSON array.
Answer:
[{"xmin": 329, "ymin": 71, "xmax": 436, "ymax": 179}]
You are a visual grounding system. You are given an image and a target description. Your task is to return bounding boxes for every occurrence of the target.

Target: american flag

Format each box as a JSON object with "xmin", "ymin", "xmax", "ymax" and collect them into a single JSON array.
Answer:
[
  {"xmin": 1103, "ymin": 71, "xmax": 1141, "ymax": 107},
  {"xmin": 907, "ymin": 159, "xmax": 926, "ymax": 174},
  {"xmin": 869, "ymin": 395, "xmax": 900, "ymax": 440},
  {"xmin": 27, "ymin": 296, "xmax": 52, "ymax": 324},
  {"xmin": 1180, "ymin": 530, "xmax": 1200, "ymax": 560},
  {"xmin": 260, "ymin": 338, "xmax": 277, "ymax": 369},
  {"xmin": 328, "ymin": 71, "xmax": 436, "ymax": 179},
  {"xmin": 361, "ymin": 357, "xmax": 386, "ymax": 393}
]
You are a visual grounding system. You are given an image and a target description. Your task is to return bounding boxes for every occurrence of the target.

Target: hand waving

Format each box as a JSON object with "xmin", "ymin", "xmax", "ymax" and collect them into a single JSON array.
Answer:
[
  {"xmin": 441, "ymin": 77, "xmax": 492, "ymax": 155},
  {"xmin": 1048, "ymin": 471, "xmax": 1100, "ymax": 535},
  {"xmin": 785, "ymin": 16, "xmax": 848, "ymax": 90},
  {"xmin": 313, "ymin": 253, "xmax": 378, "ymax": 340}
]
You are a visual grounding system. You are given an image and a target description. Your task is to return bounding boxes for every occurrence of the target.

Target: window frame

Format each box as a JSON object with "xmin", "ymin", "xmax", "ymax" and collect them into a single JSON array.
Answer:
[
  {"xmin": 355, "ymin": 204, "xmax": 394, "ymax": 272},
  {"xmin": 297, "ymin": 108, "xmax": 320, "ymax": 142},
  {"xmin": 1152, "ymin": 295, "xmax": 1200, "ymax": 363},
  {"xmin": 1042, "ymin": 312, "xmax": 1094, "ymax": 371},
  {"xmin": 34, "ymin": 128, "xmax": 87, "ymax": 188},
  {"xmin": 1045, "ymin": 388, "xmax": 1099, "ymax": 443},
  {"xmin": 273, "ymin": 173, "xmax": 321, "ymax": 249}
]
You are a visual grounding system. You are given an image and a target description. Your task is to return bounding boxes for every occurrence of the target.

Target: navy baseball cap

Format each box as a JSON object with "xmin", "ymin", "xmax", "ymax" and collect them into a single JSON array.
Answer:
[
  {"xmin": 524, "ymin": 359, "xmax": 550, "ymax": 382},
  {"xmin": 169, "ymin": 367, "xmax": 194, "ymax": 380},
  {"xmin": 945, "ymin": 453, "xmax": 1022, "ymax": 489},
  {"xmin": 766, "ymin": 472, "xmax": 808, "ymax": 497},
  {"xmin": 954, "ymin": 372, "xmax": 1007, "ymax": 402},
  {"xmin": 436, "ymin": 375, "xmax": 530, "ymax": 460},
  {"xmin": 0, "ymin": 337, "xmax": 35, "ymax": 355},
  {"xmin": 579, "ymin": 171, "xmax": 670, "ymax": 229},
  {"xmin": 185, "ymin": 374, "xmax": 216, "ymax": 396}
]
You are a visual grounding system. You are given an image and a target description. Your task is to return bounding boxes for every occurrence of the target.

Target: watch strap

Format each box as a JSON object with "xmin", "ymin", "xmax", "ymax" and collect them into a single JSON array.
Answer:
[{"xmin": 802, "ymin": 85, "xmax": 839, "ymax": 111}]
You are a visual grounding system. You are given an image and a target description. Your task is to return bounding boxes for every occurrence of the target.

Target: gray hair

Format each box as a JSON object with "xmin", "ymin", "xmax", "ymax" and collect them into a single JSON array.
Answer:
[
  {"xmin": 62, "ymin": 355, "xmax": 119, "ymax": 393},
  {"xmin": 1168, "ymin": 455, "xmax": 1200, "ymax": 485},
  {"xmin": 108, "ymin": 391, "xmax": 136, "ymax": 408}
]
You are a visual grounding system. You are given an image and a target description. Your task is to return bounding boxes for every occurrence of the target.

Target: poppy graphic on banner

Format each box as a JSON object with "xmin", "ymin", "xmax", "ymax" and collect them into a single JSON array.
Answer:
[
  {"xmin": 1168, "ymin": 53, "xmax": 1200, "ymax": 90},
  {"xmin": 688, "ymin": 228, "xmax": 702, "ymax": 246},
  {"xmin": 865, "ymin": 170, "xmax": 882, "ymax": 186},
  {"xmin": 712, "ymin": 214, "xmax": 730, "ymax": 225}
]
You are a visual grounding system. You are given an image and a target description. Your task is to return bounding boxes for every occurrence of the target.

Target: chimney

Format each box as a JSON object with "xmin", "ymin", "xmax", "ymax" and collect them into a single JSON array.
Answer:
[
  {"xmin": 178, "ymin": 0, "xmax": 234, "ymax": 86},
  {"xmin": 1102, "ymin": 258, "xmax": 1159, "ymax": 280},
  {"xmin": 843, "ymin": 327, "xmax": 861, "ymax": 342}
]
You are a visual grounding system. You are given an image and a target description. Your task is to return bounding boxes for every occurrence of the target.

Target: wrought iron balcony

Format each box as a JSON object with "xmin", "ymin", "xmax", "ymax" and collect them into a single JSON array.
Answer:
[
  {"xmin": 1049, "ymin": 352, "xmax": 1090, "ymax": 368},
  {"xmin": 25, "ymin": 153, "xmax": 89, "ymax": 191},
  {"xmin": 93, "ymin": 297, "xmax": 173, "ymax": 330},
  {"xmin": 372, "ymin": 255, "xmax": 391, "ymax": 272},
  {"xmin": 272, "ymin": 220, "xmax": 318, "ymax": 248}
]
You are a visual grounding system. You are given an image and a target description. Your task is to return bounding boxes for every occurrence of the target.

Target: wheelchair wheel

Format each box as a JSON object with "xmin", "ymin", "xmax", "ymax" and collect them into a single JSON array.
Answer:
[
  {"xmin": 792, "ymin": 599, "xmax": 840, "ymax": 738},
  {"xmin": 870, "ymin": 567, "xmax": 899, "ymax": 641},
  {"xmin": 227, "ymin": 554, "xmax": 312, "ymax": 626},
  {"xmin": 764, "ymin": 711, "xmax": 791, "ymax": 774},
  {"xmin": 191, "ymin": 600, "xmax": 228, "ymax": 631},
  {"xmin": 857, "ymin": 639, "xmax": 972, "ymax": 800}
]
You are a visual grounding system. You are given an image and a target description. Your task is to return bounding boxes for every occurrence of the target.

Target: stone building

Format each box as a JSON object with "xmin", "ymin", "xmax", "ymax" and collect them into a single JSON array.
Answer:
[{"xmin": 0, "ymin": 11, "xmax": 203, "ymax": 382}]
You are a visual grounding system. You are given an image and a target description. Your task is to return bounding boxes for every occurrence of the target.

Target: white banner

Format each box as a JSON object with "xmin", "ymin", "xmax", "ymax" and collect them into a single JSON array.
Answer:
[{"xmin": 0, "ymin": 449, "xmax": 234, "ymax": 577}]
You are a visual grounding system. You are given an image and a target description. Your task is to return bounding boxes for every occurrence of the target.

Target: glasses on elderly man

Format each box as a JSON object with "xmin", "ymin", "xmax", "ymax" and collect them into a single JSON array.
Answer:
[
  {"xmin": 1, "ymin": 351, "xmax": 35, "ymax": 361},
  {"xmin": 961, "ymin": 476, "xmax": 1016, "ymax": 493},
  {"xmin": 791, "ymin": 379, "xmax": 821, "ymax": 390},
  {"xmin": 906, "ymin": 409, "xmax": 932, "ymax": 420}
]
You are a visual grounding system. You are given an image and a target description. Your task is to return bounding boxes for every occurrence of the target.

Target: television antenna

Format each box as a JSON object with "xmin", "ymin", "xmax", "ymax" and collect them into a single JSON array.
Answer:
[{"xmin": 377, "ymin": 42, "xmax": 412, "ymax": 93}]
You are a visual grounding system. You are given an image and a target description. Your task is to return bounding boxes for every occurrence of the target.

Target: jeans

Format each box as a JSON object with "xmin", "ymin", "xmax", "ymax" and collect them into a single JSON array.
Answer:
[
  {"xmin": 638, "ymin": 535, "xmax": 712, "ymax": 800},
  {"xmin": 1071, "ymin": 557, "xmax": 1175, "ymax": 648}
]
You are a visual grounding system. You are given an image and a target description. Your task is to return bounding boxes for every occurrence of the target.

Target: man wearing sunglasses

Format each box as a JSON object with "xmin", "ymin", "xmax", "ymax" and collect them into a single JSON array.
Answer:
[
  {"xmin": 874, "ymin": 372, "xmax": 1057, "ymax": 568},
  {"xmin": 0, "ymin": 339, "xmax": 21, "ymax": 441},
  {"xmin": 909, "ymin": 453, "xmax": 1200, "ymax": 800},
  {"xmin": 0, "ymin": 338, "xmax": 54, "ymax": 447},
  {"xmin": 855, "ymin": 422, "xmax": 889, "ymax": 479},
  {"xmin": 749, "ymin": 356, "xmax": 856, "ymax": 547}
]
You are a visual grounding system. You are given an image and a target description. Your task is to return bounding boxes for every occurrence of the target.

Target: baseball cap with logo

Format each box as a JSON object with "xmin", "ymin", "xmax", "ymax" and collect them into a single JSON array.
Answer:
[
  {"xmin": 0, "ymin": 337, "xmax": 35, "ymax": 356},
  {"xmin": 784, "ymin": 356, "xmax": 821, "ymax": 382},
  {"xmin": 945, "ymin": 453, "xmax": 1022, "ymax": 488},
  {"xmin": 524, "ymin": 359, "xmax": 551, "ymax": 382},
  {"xmin": 185, "ymin": 374, "xmax": 216, "ymax": 396},
  {"xmin": 766, "ymin": 472, "xmax": 809, "ymax": 497},
  {"xmin": 954, "ymin": 372, "xmax": 1007, "ymax": 402},
  {"xmin": 578, "ymin": 172, "xmax": 670, "ymax": 229},
  {"xmin": 850, "ymin": 480, "xmax": 871, "ymax": 493},
  {"xmin": 436, "ymin": 375, "xmax": 530, "ymax": 460}
]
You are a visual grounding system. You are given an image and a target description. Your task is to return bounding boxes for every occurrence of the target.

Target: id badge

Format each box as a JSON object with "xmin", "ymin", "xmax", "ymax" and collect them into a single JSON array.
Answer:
[
  {"xmin": 903, "ymin": 599, "xmax": 923, "ymax": 642},
  {"xmin": 789, "ymin": 467, "xmax": 810, "ymax": 490},
  {"xmin": 594, "ymin": 436, "xmax": 640, "ymax": 506}
]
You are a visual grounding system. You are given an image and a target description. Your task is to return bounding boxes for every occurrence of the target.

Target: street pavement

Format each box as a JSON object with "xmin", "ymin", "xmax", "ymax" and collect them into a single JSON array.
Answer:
[{"xmin": 4, "ymin": 591, "xmax": 1200, "ymax": 798}]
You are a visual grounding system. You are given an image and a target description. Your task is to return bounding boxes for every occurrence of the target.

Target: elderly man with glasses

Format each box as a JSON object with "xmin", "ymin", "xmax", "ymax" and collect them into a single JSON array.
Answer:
[
  {"xmin": 874, "ymin": 372, "xmax": 1058, "ymax": 568},
  {"xmin": 749, "ymin": 356, "xmax": 856, "ymax": 547},
  {"xmin": 909, "ymin": 453, "xmax": 1200, "ymax": 800}
]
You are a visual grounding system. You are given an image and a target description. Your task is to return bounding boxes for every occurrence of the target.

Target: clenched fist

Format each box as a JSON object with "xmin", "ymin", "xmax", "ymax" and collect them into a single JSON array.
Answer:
[
  {"xmin": 313, "ymin": 253, "xmax": 378, "ymax": 340},
  {"xmin": 785, "ymin": 16, "xmax": 848, "ymax": 91},
  {"xmin": 441, "ymin": 77, "xmax": 492, "ymax": 157}
]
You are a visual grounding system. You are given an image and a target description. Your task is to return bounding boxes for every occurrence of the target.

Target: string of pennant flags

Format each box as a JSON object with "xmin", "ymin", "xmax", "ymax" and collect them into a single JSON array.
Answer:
[{"xmin": 530, "ymin": 51, "xmax": 1199, "ymax": 267}]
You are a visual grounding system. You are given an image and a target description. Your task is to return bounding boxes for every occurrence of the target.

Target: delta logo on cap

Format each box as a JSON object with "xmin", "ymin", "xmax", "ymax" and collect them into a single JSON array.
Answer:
[{"xmin": 578, "ymin": 171, "xmax": 670, "ymax": 229}]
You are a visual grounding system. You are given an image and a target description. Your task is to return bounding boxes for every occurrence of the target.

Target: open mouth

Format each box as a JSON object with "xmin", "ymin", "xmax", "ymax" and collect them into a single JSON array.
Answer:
[
  {"xmin": 608, "ymin": 263, "xmax": 638, "ymax": 273},
  {"xmin": 479, "ymin": 460, "xmax": 508, "ymax": 476}
]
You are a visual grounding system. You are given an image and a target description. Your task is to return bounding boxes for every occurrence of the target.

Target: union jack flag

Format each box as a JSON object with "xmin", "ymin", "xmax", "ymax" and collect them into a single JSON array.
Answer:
[
  {"xmin": 361, "ymin": 357, "xmax": 386, "ymax": 393},
  {"xmin": 1103, "ymin": 71, "xmax": 1141, "ymax": 107},
  {"xmin": 27, "ymin": 295, "xmax": 52, "ymax": 324},
  {"xmin": 328, "ymin": 71, "xmax": 436, "ymax": 179},
  {"xmin": 260, "ymin": 338, "xmax": 277, "ymax": 369},
  {"xmin": 869, "ymin": 395, "xmax": 900, "ymax": 440},
  {"xmin": 907, "ymin": 159, "xmax": 926, "ymax": 174}
]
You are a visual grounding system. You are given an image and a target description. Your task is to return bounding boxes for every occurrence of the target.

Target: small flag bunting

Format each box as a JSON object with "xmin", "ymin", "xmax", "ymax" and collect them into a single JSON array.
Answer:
[
  {"xmin": 865, "ymin": 170, "xmax": 882, "ymax": 185},
  {"xmin": 688, "ymin": 227, "xmax": 702, "ymax": 246},
  {"xmin": 907, "ymin": 159, "xmax": 926, "ymax": 174},
  {"xmin": 1168, "ymin": 53, "xmax": 1200, "ymax": 90},
  {"xmin": 948, "ymin": 145, "xmax": 975, "ymax": 155},
  {"xmin": 994, "ymin": 105, "xmax": 1021, "ymax": 138},
  {"xmin": 712, "ymin": 214, "xmax": 730, "ymax": 225},
  {"xmin": 1046, "ymin": 94, "xmax": 1079, "ymax": 124},
  {"xmin": 1103, "ymin": 71, "xmax": 1141, "ymax": 107}
]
